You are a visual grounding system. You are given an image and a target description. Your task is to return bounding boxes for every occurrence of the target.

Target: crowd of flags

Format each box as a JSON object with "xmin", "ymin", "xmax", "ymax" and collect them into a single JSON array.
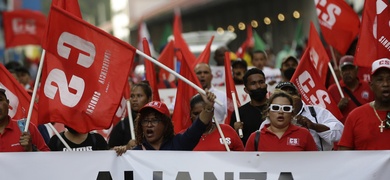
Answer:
[{"xmin": 0, "ymin": 0, "xmax": 389, "ymax": 134}]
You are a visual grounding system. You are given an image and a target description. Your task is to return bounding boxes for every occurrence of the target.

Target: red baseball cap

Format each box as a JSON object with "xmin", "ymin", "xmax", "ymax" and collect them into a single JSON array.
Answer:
[
  {"xmin": 139, "ymin": 101, "xmax": 170, "ymax": 117},
  {"xmin": 371, "ymin": 58, "xmax": 390, "ymax": 75}
]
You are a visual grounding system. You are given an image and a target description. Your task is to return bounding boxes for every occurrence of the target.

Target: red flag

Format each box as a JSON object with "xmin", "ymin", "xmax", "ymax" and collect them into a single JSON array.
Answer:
[
  {"xmin": 2, "ymin": 10, "xmax": 46, "ymax": 48},
  {"xmin": 52, "ymin": 0, "xmax": 82, "ymax": 18},
  {"xmin": 224, "ymin": 52, "xmax": 241, "ymax": 125},
  {"xmin": 291, "ymin": 49, "xmax": 343, "ymax": 120},
  {"xmin": 192, "ymin": 36, "xmax": 214, "ymax": 68},
  {"xmin": 355, "ymin": 0, "xmax": 390, "ymax": 67},
  {"xmin": 172, "ymin": 51, "xmax": 202, "ymax": 133},
  {"xmin": 0, "ymin": 64, "xmax": 39, "ymax": 125},
  {"xmin": 173, "ymin": 10, "xmax": 196, "ymax": 64},
  {"xmin": 158, "ymin": 40, "xmax": 176, "ymax": 84},
  {"xmin": 39, "ymin": 5, "xmax": 134, "ymax": 133},
  {"xmin": 315, "ymin": 0, "xmax": 360, "ymax": 54},
  {"xmin": 307, "ymin": 22, "xmax": 330, "ymax": 85},
  {"xmin": 143, "ymin": 38, "xmax": 161, "ymax": 101},
  {"xmin": 236, "ymin": 26, "xmax": 253, "ymax": 59}
]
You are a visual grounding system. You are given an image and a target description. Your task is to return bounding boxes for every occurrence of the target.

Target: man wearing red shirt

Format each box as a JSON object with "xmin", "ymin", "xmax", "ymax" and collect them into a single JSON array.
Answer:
[
  {"xmin": 339, "ymin": 58, "xmax": 390, "ymax": 150},
  {"xmin": 328, "ymin": 55, "xmax": 374, "ymax": 123},
  {"xmin": 0, "ymin": 88, "xmax": 49, "ymax": 152}
]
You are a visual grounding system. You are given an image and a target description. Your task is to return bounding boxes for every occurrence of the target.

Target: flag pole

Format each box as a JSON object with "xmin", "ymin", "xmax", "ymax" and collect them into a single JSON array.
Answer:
[
  {"xmin": 231, "ymin": 92, "xmax": 243, "ymax": 138},
  {"xmin": 213, "ymin": 117, "xmax": 230, "ymax": 152},
  {"xmin": 24, "ymin": 49, "xmax": 45, "ymax": 132},
  {"xmin": 136, "ymin": 49, "xmax": 223, "ymax": 106},
  {"xmin": 329, "ymin": 46, "xmax": 339, "ymax": 69},
  {"xmin": 47, "ymin": 123, "xmax": 72, "ymax": 151},
  {"xmin": 328, "ymin": 62, "xmax": 344, "ymax": 98},
  {"xmin": 126, "ymin": 100, "xmax": 135, "ymax": 140}
]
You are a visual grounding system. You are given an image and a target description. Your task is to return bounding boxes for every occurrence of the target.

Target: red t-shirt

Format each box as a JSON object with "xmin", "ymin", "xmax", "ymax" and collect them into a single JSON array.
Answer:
[
  {"xmin": 338, "ymin": 103, "xmax": 390, "ymax": 150},
  {"xmin": 328, "ymin": 80, "xmax": 374, "ymax": 123},
  {"xmin": 0, "ymin": 118, "xmax": 50, "ymax": 152},
  {"xmin": 245, "ymin": 124, "xmax": 318, "ymax": 151},
  {"xmin": 193, "ymin": 124, "xmax": 244, "ymax": 151}
]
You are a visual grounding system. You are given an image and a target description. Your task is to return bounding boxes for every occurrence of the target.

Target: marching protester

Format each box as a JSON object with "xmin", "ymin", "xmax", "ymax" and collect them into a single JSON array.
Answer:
[
  {"xmin": 189, "ymin": 94, "xmax": 244, "ymax": 151},
  {"xmin": 339, "ymin": 58, "xmax": 390, "ymax": 150},
  {"xmin": 194, "ymin": 63, "xmax": 227, "ymax": 123},
  {"xmin": 251, "ymin": 50, "xmax": 281, "ymax": 93},
  {"xmin": 259, "ymin": 82, "xmax": 344, "ymax": 151},
  {"xmin": 245, "ymin": 90, "xmax": 317, "ymax": 151},
  {"xmin": 230, "ymin": 68, "xmax": 268, "ymax": 146},
  {"xmin": 132, "ymin": 89, "xmax": 215, "ymax": 150},
  {"xmin": 48, "ymin": 126, "xmax": 108, "ymax": 151},
  {"xmin": 328, "ymin": 55, "xmax": 374, "ymax": 123},
  {"xmin": 109, "ymin": 82, "xmax": 152, "ymax": 154},
  {"xmin": 0, "ymin": 88, "xmax": 49, "ymax": 152},
  {"xmin": 231, "ymin": 59, "xmax": 248, "ymax": 85},
  {"xmin": 279, "ymin": 56, "xmax": 298, "ymax": 82}
]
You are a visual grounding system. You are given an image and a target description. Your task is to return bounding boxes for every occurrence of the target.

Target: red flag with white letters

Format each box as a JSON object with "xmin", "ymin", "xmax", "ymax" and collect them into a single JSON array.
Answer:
[
  {"xmin": 314, "ymin": 0, "xmax": 360, "ymax": 54},
  {"xmin": 291, "ymin": 49, "xmax": 343, "ymax": 120},
  {"xmin": 224, "ymin": 52, "xmax": 241, "ymax": 125},
  {"xmin": 2, "ymin": 10, "xmax": 46, "ymax": 48},
  {"xmin": 236, "ymin": 26, "xmax": 253, "ymax": 59},
  {"xmin": 355, "ymin": 0, "xmax": 390, "ymax": 67},
  {"xmin": 39, "ymin": 5, "xmax": 134, "ymax": 133},
  {"xmin": 307, "ymin": 22, "xmax": 330, "ymax": 85},
  {"xmin": 0, "ymin": 64, "xmax": 39, "ymax": 125}
]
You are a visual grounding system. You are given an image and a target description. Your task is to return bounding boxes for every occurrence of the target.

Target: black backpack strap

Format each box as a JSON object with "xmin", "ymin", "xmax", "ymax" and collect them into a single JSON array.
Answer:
[
  {"xmin": 254, "ymin": 130, "xmax": 260, "ymax": 151},
  {"xmin": 342, "ymin": 87, "xmax": 362, "ymax": 107},
  {"xmin": 308, "ymin": 106, "xmax": 323, "ymax": 151},
  {"xmin": 91, "ymin": 133, "xmax": 97, "ymax": 149}
]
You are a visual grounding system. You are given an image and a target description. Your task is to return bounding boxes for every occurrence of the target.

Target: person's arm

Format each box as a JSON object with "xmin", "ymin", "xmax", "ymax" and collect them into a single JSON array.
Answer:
[
  {"xmin": 338, "ymin": 146, "xmax": 353, "ymax": 150},
  {"xmin": 198, "ymin": 89, "xmax": 216, "ymax": 125}
]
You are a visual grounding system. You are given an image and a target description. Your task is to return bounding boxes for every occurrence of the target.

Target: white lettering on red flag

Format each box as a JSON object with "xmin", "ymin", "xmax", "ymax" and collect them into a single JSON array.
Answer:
[{"xmin": 39, "ymin": 5, "xmax": 134, "ymax": 133}]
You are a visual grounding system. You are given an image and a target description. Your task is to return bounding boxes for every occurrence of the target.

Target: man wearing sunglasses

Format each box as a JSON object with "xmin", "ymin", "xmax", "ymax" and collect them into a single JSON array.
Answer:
[{"xmin": 259, "ymin": 82, "xmax": 344, "ymax": 151}]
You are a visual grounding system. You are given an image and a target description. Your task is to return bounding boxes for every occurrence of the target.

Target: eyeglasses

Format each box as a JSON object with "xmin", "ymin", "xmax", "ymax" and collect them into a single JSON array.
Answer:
[
  {"xmin": 269, "ymin": 104, "xmax": 293, "ymax": 113},
  {"xmin": 141, "ymin": 118, "xmax": 161, "ymax": 126}
]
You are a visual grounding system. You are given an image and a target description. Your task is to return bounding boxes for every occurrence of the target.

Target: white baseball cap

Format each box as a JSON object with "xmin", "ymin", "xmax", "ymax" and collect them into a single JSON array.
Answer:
[{"xmin": 371, "ymin": 58, "xmax": 390, "ymax": 75}]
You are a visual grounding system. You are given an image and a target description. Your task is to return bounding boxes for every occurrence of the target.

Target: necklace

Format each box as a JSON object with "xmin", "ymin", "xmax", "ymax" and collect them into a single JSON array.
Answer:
[
  {"xmin": 201, "ymin": 124, "xmax": 215, "ymax": 140},
  {"xmin": 372, "ymin": 101, "xmax": 386, "ymax": 133}
]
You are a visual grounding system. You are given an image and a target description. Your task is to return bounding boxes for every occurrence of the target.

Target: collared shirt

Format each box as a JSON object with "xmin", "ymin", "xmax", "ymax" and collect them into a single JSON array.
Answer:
[
  {"xmin": 0, "ymin": 118, "xmax": 50, "ymax": 152},
  {"xmin": 209, "ymin": 86, "xmax": 227, "ymax": 123},
  {"xmin": 245, "ymin": 123, "xmax": 317, "ymax": 151},
  {"xmin": 259, "ymin": 102, "xmax": 344, "ymax": 151}
]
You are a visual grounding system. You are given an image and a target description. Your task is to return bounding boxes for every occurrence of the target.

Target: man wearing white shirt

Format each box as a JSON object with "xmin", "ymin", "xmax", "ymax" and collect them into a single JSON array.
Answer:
[
  {"xmin": 259, "ymin": 82, "xmax": 344, "ymax": 151},
  {"xmin": 194, "ymin": 63, "xmax": 227, "ymax": 123}
]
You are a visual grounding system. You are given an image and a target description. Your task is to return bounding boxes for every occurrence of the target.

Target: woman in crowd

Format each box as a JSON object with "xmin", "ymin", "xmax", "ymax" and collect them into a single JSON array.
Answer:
[
  {"xmin": 109, "ymin": 82, "xmax": 152, "ymax": 153},
  {"xmin": 245, "ymin": 90, "xmax": 317, "ymax": 151},
  {"xmin": 188, "ymin": 94, "xmax": 244, "ymax": 151},
  {"xmin": 133, "ymin": 90, "xmax": 215, "ymax": 150}
]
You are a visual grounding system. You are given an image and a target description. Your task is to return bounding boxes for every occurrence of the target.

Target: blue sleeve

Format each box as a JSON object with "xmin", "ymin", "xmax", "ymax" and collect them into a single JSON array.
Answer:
[
  {"xmin": 38, "ymin": 124, "xmax": 50, "ymax": 144},
  {"xmin": 174, "ymin": 118, "xmax": 208, "ymax": 150}
]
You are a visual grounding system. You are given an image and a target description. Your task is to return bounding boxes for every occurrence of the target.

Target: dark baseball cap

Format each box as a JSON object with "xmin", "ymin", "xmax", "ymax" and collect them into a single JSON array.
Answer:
[
  {"xmin": 339, "ymin": 55, "xmax": 355, "ymax": 70},
  {"xmin": 275, "ymin": 82, "xmax": 299, "ymax": 95}
]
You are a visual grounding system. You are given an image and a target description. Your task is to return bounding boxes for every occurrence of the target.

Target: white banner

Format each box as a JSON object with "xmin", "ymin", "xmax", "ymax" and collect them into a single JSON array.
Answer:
[{"xmin": 1, "ymin": 151, "xmax": 389, "ymax": 180}]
